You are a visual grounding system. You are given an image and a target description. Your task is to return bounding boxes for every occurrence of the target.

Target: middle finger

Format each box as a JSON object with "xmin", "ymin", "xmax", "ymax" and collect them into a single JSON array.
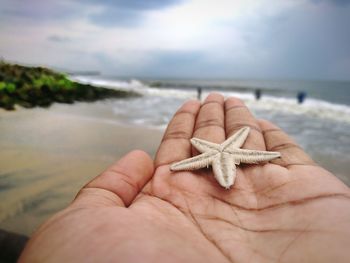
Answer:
[
  {"xmin": 192, "ymin": 93, "xmax": 226, "ymax": 155},
  {"xmin": 224, "ymin": 97, "xmax": 266, "ymax": 150}
]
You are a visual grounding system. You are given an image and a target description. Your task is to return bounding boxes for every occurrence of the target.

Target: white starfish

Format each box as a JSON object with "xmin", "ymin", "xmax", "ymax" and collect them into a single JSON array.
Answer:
[{"xmin": 170, "ymin": 126, "xmax": 281, "ymax": 189}]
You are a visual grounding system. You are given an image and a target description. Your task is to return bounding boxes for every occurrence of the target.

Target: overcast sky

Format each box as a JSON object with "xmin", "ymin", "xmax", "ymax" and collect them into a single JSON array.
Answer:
[{"xmin": 0, "ymin": 0, "xmax": 349, "ymax": 79}]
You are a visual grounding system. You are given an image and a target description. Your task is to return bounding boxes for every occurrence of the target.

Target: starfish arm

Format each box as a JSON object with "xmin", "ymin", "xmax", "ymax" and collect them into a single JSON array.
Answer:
[
  {"xmin": 227, "ymin": 148, "xmax": 281, "ymax": 164},
  {"xmin": 170, "ymin": 151, "xmax": 216, "ymax": 171},
  {"xmin": 212, "ymin": 153, "xmax": 237, "ymax": 189},
  {"xmin": 190, "ymin": 138, "xmax": 220, "ymax": 153},
  {"xmin": 222, "ymin": 126, "xmax": 250, "ymax": 151}
]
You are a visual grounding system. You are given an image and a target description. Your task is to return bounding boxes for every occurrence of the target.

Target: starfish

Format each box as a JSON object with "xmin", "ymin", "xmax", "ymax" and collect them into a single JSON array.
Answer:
[{"xmin": 170, "ymin": 126, "xmax": 281, "ymax": 189}]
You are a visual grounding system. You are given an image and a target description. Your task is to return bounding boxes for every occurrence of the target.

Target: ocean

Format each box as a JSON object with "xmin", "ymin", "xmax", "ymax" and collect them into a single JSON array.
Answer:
[{"xmin": 71, "ymin": 75, "xmax": 350, "ymax": 183}]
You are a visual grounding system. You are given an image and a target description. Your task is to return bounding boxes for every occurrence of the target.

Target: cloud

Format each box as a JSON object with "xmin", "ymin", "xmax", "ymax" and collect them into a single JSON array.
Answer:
[
  {"xmin": 0, "ymin": 0, "xmax": 83, "ymax": 23},
  {"xmin": 136, "ymin": 50, "xmax": 205, "ymax": 77},
  {"xmin": 47, "ymin": 35, "xmax": 71, "ymax": 43},
  {"xmin": 254, "ymin": 1, "xmax": 350, "ymax": 79},
  {"xmin": 311, "ymin": 0, "xmax": 350, "ymax": 6},
  {"xmin": 0, "ymin": 0, "xmax": 184, "ymax": 28},
  {"xmin": 80, "ymin": 0, "xmax": 183, "ymax": 11},
  {"xmin": 83, "ymin": 0, "xmax": 184, "ymax": 27},
  {"xmin": 88, "ymin": 8, "xmax": 144, "ymax": 27}
]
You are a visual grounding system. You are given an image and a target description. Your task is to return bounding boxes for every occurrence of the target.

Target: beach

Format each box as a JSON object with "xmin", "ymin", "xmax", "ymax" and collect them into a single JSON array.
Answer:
[
  {"xmin": 1, "ymin": 82, "xmax": 350, "ymax": 237},
  {"xmin": 0, "ymin": 102, "xmax": 163, "ymax": 236}
]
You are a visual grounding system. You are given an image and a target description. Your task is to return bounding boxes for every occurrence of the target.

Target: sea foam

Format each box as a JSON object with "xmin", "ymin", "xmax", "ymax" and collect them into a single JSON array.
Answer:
[{"xmin": 71, "ymin": 76, "xmax": 350, "ymax": 124}]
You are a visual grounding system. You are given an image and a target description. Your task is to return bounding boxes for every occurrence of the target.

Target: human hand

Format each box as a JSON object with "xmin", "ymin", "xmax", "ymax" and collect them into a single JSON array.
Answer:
[{"xmin": 19, "ymin": 94, "xmax": 350, "ymax": 263}]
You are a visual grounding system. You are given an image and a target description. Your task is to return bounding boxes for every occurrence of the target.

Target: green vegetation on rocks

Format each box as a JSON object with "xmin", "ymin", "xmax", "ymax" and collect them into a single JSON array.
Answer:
[{"xmin": 0, "ymin": 61, "xmax": 139, "ymax": 110}]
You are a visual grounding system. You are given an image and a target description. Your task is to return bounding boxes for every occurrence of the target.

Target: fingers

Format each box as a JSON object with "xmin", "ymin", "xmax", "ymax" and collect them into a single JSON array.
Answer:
[
  {"xmin": 74, "ymin": 150, "xmax": 154, "ymax": 207},
  {"xmin": 258, "ymin": 119, "xmax": 316, "ymax": 167},
  {"xmin": 224, "ymin": 97, "xmax": 266, "ymax": 150},
  {"xmin": 192, "ymin": 93, "xmax": 225, "ymax": 154},
  {"xmin": 155, "ymin": 100, "xmax": 201, "ymax": 168},
  {"xmin": 156, "ymin": 94, "xmax": 315, "ymax": 172}
]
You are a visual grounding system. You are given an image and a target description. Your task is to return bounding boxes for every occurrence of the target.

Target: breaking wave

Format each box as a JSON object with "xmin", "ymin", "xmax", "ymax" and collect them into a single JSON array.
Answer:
[{"xmin": 71, "ymin": 76, "xmax": 350, "ymax": 124}]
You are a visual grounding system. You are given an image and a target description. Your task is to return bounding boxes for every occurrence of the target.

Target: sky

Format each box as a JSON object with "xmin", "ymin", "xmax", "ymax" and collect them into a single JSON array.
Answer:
[{"xmin": 0, "ymin": 0, "xmax": 350, "ymax": 80}]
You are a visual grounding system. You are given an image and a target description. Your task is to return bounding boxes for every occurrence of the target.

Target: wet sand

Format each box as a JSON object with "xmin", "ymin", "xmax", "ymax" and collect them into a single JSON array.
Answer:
[{"xmin": 0, "ymin": 103, "xmax": 163, "ymax": 235}]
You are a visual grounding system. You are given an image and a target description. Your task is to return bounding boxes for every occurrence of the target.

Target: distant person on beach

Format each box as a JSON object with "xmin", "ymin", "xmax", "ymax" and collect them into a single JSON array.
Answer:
[
  {"xmin": 197, "ymin": 86, "xmax": 202, "ymax": 100},
  {"xmin": 297, "ymin": 91, "xmax": 307, "ymax": 104},
  {"xmin": 19, "ymin": 94, "xmax": 350, "ymax": 263},
  {"xmin": 255, "ymin": 89, "xmax": 262, "ymax": 100}
]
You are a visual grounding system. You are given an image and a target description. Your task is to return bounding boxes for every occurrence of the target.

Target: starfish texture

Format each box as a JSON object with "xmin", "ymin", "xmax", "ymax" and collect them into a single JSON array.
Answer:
[{"xmin": 170, "ymin": 126, "xmax": 281, "ymax": 189}]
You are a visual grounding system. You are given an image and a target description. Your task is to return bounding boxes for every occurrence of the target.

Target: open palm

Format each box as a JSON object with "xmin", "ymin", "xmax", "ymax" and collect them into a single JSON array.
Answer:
[{"xmin": 20, "ymin": 94, "xmax": 350, "ymax": 263}]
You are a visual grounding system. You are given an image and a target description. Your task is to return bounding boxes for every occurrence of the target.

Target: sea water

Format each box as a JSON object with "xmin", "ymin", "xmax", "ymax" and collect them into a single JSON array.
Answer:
[{"xmin": 71, "ymin": 75, "xmax": 350, "ymax": 183}]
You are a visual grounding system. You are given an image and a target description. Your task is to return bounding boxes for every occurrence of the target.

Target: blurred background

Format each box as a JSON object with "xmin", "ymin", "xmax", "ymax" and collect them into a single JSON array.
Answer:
[{"xmin": 0, "ymin": 0, "xmax": 350, "ymax": 260}]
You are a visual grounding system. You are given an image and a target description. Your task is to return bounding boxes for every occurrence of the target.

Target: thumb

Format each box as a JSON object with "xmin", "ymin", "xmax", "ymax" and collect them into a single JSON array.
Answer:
[{"xmin": 73, "ymin": 150, "xmax": 154, "ymax": 208}]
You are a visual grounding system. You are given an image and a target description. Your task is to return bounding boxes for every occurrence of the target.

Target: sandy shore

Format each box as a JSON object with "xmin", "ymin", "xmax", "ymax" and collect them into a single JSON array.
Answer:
[{"xmin": 0, "ymin": 103, "xmax": 163, "ymax": 236}]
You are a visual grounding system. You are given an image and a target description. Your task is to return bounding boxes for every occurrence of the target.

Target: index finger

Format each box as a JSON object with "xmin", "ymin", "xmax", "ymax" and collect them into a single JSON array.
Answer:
[
  {"xmin": 224, "ymin": 97, "xmax": 266, "ymax": 150},
  {"xmin": 155, "ymin": 100, "xmax": 201, "ymax": 168}
]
